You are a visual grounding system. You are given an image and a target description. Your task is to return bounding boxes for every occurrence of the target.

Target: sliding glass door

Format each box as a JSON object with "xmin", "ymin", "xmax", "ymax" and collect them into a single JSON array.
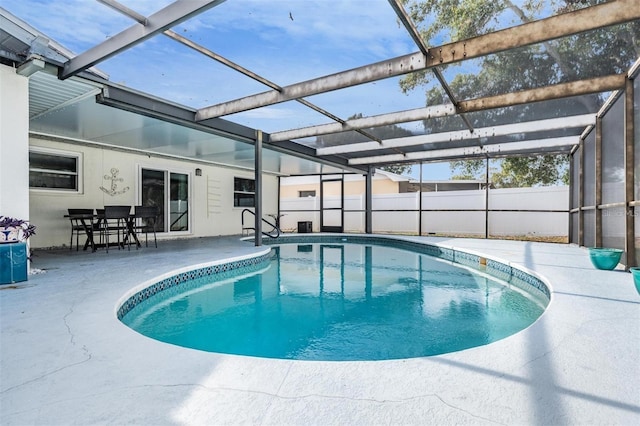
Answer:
[
  {"xmin": 140, "ymin": 168, "xmax": 190, "ymax": 233},
  {"xmin": 170, "ymin": 172, "xmax": 189, "ymax": 231}
]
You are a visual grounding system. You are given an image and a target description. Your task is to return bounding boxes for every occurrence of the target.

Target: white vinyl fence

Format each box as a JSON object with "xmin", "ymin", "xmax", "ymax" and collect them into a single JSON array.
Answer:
[{"xmin": 279, "ymin": 186, "xmax": 569, "ymax": 237}]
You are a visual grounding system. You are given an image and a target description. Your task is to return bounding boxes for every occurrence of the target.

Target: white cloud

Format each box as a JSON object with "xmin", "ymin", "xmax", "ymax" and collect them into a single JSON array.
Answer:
[
  {"xmin": 5, "ymin": 1, "xmax": 123, "ymax": 52},
  {"xmin": 6, "ymin": 0, "xmax": 414, "ymax": 77},
  {"xmin": 175, "ymin": 0, "xmax": 415, "ymax": 59},
  {"xmin": 238, "ymin": 106, "xmax": 298, "ymax": 120}
]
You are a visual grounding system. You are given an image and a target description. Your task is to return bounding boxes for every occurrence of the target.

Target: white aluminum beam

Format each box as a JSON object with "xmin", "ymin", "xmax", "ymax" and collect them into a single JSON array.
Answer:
[
  {"xmin": 61, "ymin": 0, "xmax": 227, "ymax": 79},
  {"xmin": 196, "ymin": 51, "xmax": 424, "ymax": 120},
  {"xmin": 196, "ymin": 0, "xmax": 639, "ymax": 120},
  {"xmin": 163, "ymin": 30, "xmax": 382, "ymax": 143},
  {"xmin": 629, "ymin": 56, "xmax": 640, "ymax": 79},
  {"xmin": 317, "ymin": 114, "xmax": 595, "ymax": 156},
  {"xmin": 78, "ymin": 0, "xmax": 380, "ymax": 145},
  {"xmin": 349, "ymin": 136, "xmax": 580, "ymax": 165},
  {"xmin": 269, "ymin": 104, "xmax": 457, "ymax": 142},
  {"xmin": 97, "ymin": 0, "xmax": 148, "ymax": 24},
  {"xmin": 269, "ymin": 74, "xmax": 623, "ymax": 142},
  {"xmin": 459, "ymin": 75, "xmax": 625, "ymax": 113}
]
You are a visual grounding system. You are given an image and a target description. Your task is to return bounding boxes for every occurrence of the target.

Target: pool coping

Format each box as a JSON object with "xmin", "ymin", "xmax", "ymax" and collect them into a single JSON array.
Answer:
[
  {"xmin": 118, "ymin": 234, "xmax": 551, "ymax": 325},
  {"xmin": 264, "ymin": 234, "xmax": 552, "ymax": 300},
  {"xmin": 2, "ymin": 235, "xmax": 638, "ymax": 425},
  {"xmin": 115, "ymin": 248, "xmax": 272, "ymax": 320}
]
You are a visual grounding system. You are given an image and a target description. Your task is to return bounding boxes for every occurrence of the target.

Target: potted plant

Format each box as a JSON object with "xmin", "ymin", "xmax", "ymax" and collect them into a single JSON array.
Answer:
[{"xmin": 0, "ymin": 216, "xmax": 37, "ymax": 243}]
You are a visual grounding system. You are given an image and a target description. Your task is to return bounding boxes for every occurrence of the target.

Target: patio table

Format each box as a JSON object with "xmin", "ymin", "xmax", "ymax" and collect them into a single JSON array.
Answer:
[
  {"xmin": 64, "ymin": 211, "xmax": 141, "ymax": 252},
  {"xmin": 123, "ymin": 214, "xmax": 141, "ymax": 248}
]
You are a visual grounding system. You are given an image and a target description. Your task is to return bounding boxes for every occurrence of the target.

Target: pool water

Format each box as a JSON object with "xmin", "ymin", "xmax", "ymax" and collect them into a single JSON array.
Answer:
[{"xmin": 122, "ymin": 243, "xmax": 546, "ymax": 360}]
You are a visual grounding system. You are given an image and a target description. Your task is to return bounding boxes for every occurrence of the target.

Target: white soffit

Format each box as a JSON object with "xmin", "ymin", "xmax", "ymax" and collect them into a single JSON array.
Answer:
[{"xmin": 29, "ymin": 72, "xmax": 101, "ymax": 119}]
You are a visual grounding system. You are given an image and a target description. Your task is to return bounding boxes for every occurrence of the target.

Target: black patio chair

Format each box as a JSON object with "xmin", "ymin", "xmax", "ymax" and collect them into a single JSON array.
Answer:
[
  {"xmin": 102, "ymin": 205, "xmax": 132, "ymax": 253},
  {"xmin": 67, "ymin": 208, "xmax": 94, "ymax": 251},
  {"xmin": 133, "ymin": 205, "xmax": 158, "ymax": 248},
  {"xmin": 94, "ymin": 209, "xmax": 105, "ymax": 245}
]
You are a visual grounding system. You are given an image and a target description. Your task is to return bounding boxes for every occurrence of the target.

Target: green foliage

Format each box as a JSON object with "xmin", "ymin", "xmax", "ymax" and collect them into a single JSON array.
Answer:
[
  {"xmin": 449, "ymin": 159, "xmax": 485, "ymax": 180},
  {"xmin": 450, "ymin": 156, "xmax": 569, "ymax": 187},
  {"xmin": 379, "ymin": 164, "xmax": 412, "ymax": 176},
  {"xmin": 492, "ymin": 156, "xmax": 569, "ymax": 187},
  {"xmin": 401, "ymin": 0, "xmax": 638, "ymax": 187}
]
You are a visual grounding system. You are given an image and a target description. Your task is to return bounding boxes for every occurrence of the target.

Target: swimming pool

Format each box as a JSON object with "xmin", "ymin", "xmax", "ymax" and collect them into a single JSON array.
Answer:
[{"xmin": 119, "ymin": 237, "xmax": 549, "ymax": 361}]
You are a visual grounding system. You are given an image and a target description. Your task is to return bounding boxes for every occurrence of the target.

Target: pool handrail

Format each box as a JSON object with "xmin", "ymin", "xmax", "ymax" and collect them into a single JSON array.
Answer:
[{"xmin": 241, "ymin": 208, "xmax": 280, "ymax": 239}]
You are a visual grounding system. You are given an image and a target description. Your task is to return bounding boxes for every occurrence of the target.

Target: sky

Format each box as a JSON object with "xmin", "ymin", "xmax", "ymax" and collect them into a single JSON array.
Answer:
[{"xmin": 3, "ymin": 0, "xmax": 473, "ymax": 179}]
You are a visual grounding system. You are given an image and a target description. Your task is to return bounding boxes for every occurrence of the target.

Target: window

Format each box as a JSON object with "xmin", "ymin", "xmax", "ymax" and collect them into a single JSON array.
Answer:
[
  {"xmin": 140, "ymin": 168, "xmax": 190, "ymax": 233},
  {"xmin": 299, "ymin": 190, "xmax": 316, "ymax": 197},
  {"xmin": 29, "ymin": 148, "xmax": 81, "ymax": 192},
  {"xmin": 234, "ymin": 177, "xmax": 255, "ymax": 207}
]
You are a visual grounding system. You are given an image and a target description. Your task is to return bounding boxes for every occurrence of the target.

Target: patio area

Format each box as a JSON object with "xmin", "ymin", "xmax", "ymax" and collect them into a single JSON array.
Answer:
[{"xmin": 1, "ymin": 235, "xmax": 638, "ymax": 425}]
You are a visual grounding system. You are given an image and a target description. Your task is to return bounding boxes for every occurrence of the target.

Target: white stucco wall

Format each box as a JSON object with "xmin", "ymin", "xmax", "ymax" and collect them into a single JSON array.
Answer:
[
  {"xmin": 0, "ymin": 64, "xmax": 30, "ymax": 221},
  {"xmin": 28, "ymin": 137, "xmax": 278, "ymax": 248}
]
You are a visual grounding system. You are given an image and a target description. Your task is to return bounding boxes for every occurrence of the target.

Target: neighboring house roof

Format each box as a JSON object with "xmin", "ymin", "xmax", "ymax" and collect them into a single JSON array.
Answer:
[{"xmin": 374, "ymin": 169, "xmax": 412, "ymax": 182}]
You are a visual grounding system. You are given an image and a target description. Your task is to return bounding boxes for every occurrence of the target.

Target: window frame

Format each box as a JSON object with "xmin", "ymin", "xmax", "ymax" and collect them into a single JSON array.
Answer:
[
  {"xmin": 233, "ymin": 177, "xmax": 255, "ymax": 208},
  {"xmin": 28, "ymin": 146, "xmax": 83, "ymax": 193}
]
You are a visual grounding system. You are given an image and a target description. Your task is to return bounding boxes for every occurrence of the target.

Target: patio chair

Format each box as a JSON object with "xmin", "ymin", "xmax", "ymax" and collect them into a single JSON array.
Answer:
[
  {"xmin": 67, "ymin": 208, "xmax": 94, "ymax": 251},
  {"xmin": 94, "ymin": 209, "xmax": 105, "ymax": 245},
  {"xmin": 102, "ymin": 205, "xmax": 132, "ymax": 253},
  {"xmin": 133, "ymin": 205, "xmax": 158, "ymax": 248}
]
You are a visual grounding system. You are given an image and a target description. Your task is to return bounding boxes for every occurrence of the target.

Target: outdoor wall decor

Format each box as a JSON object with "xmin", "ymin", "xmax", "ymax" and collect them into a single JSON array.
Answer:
[{"xmin": 100, "ymin": 167, "xmax": 130, "ymax": 196}]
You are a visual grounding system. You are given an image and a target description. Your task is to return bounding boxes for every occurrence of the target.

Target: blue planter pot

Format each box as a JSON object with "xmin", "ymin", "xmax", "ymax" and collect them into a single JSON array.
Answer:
[
  {"xmin": 0, "ymin": 242, "xmax": 28, "ymax": 284},
  {"xmin": 629, "ymin": 267, "xmax": 640, "ymax": 295},
  {"xmin": 587, "ymin": 247, "xmax": 623, "ymax": 270}
]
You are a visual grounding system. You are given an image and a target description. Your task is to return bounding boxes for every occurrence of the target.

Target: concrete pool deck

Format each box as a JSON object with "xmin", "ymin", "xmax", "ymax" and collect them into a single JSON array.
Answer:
[{"xmin": 1, "ymin": 235, "xmax": 639, "ymax": 425}]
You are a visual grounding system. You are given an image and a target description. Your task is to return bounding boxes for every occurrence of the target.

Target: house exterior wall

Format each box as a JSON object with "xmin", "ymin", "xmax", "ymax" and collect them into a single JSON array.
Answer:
[
  {"xmin": 28, "ymin": 137, "xmax": 278, "ymax": 248},
  {"xmin": 0, "ymin": 64, "xmax": 30, "ymax": 222},
  {"xmin": 280, "ymin": 176, "xmax": 399, "ymax": 198},
  {"xmin": 363, "ymin": 179, "xmax": 398, "ymax": 195},
  {"xmin": 280, "ymin": 182, "xmax": 319, "ymax": 198}
]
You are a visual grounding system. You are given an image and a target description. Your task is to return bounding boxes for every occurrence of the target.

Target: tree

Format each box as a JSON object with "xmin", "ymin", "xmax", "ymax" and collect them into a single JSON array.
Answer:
[
  {"xmin": 400, "ymin": 0, "xmax": 639, "ymax": 186},
  {"xmin": 449, "ymin": 159, "xmax": 486, "ymax": 181},
  {"xmin": 449, "ymin": 156, "xmax": 570, "ymax": 187},
  {"xmin": 316, "ymin": 113, "xmax": 413, "ymax": 175},
  {"xmin": 379, "ymin": 164, "xmax": 413, "ymax": 175}
]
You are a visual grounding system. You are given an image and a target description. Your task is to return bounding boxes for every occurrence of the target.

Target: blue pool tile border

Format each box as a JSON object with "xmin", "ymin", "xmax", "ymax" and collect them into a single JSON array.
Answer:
[
  {"xmin": 118, "ymin": 235, "xmax": 550, "ymax": 321},
  {"xmin": 264, "ymin": 235, "xmax": 551, "ymax": 301},
  {"xmin": 117, "ymin": 252, "xmax": 272, "ymax": 320}
]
